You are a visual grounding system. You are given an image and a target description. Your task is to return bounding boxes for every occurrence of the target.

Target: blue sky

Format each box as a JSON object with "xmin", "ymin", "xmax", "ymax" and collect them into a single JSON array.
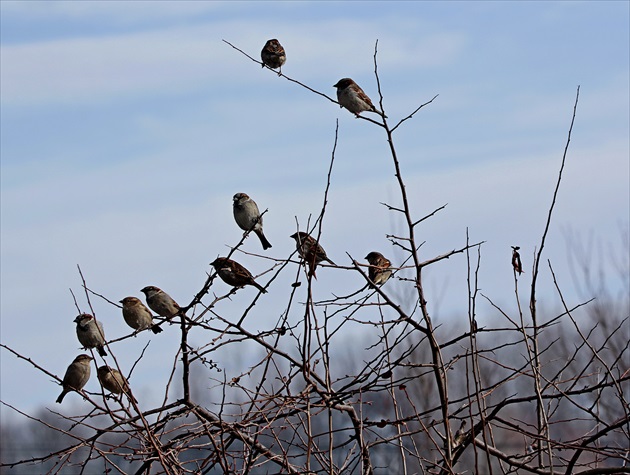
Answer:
[{"xmin": 1, "ymin": 1, "xmax": 628, "ymax": 413}]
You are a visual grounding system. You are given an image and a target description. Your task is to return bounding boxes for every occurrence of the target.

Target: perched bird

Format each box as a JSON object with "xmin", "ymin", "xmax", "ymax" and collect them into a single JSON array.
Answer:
[
  {"xmin": 333, "ymin": 78, "xmax": 386, "ymax": 118},
  {"xmin": 120, "ymin": 296, "xmax": 162, "ymax": 334},
  {"xmin": 233, "ymin": 193, "xmax": 272, "ymax": 250},
  {"xmin": 511, "ymin": 246, "xmax": 524, "ymax": 275},
  {"xmin": 290, "ymin": 232, "xmax": 335, "ymax": 279},
  {"xmin": 261, "ymin": 39, "xmax": 286, "ymax": 75},
  {"xmin": 141, "ymin": 286, "xmax": 183, "ymax": 320},
  {"xmin": 210, "ymin": 257, "xmax": 267, "ymax": 293},
  {"xmin": 56, "ymin": 354, "xmax": 92, "ymax": 403},
  {"xmin": 97, "ymin": 366, "xmax": 137, "ymax": 403},
  {"xmin": 453, "ymin": 420, "xmax": 468, "ymax": 446},
  {"xmin": 365, "ymin": 252, "xmax": 392, "ymax": 286},
  {"xmin": 74, "ymin": 313, "xmax": 107, "ymax": 357}
]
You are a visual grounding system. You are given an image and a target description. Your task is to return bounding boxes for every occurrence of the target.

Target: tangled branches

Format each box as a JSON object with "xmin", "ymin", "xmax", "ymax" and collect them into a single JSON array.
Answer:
[{"xmin": 1, "ymin": 40, "xmax": 628, "ymax": 475}]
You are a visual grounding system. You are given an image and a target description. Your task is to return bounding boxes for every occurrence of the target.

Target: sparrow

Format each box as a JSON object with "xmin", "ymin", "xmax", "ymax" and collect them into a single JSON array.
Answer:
[
  {"xmin": 140, "ymin": 286, "xmax": 183, "ymax": 320},
  {"xmin": 120, "ymin": 296, "xmax": 163, "ymax": 334},
  {"xmin": 333, "ymin": 78, "xmax": 386, "ymax": 118},
  {"xmin": 261, "ymin": 39, "xmax": 286, "ymax": 75},
  {"xmin": 56, "ymin": 354, "xmax": 92, "ymax": 403},
  {"xmin": 365, "ymin": 251, "xmax": 392, "ymax": 286},
  {"xmin": 74, "ymin": 313, "xmax": 107, "ymax": 357},
  {"xmin": 511, "ymin": 246, "xmax": 524, "ymax": 275},
  {"xmin": 210, "ymin": 257, "xmax": 267, "ymax": 293},
  {"xmin": 97, "ymin": 366, "xmax": 137, "ymax": 403},
  {"xmin": 290, "ymin": 232, "xmax": 335, "ymax": 279},
  {"xmin": 233, "ymin": 193, "xmax": 272, "ymax": 250}
]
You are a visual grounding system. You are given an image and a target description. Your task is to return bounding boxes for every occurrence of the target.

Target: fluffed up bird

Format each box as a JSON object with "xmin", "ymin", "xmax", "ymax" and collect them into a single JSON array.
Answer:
[
  {"xmin": 141, "ymin": 286, "xmax": 183, "ymax": 320},
  {"xmin": 233, "ymin": 193, "xmax": 272, "ymax": 250},
  {"xmin": 56, "ymin": 354, "xmax": 92, "ymax": 403},
  {"xmin": 365, "ymin": 252, "xmax": 392, "ymax": 286},
  {"xmin": 261, "ymin": 39, "xmax": 286, "ymax": 75},
  {"xmin": 290, "ymin": 232, "xmax": 335, "ymax": 279},
  {"xmin": 97, "ymin": 366, "xmax": 137, "ymax": 403},
  {"xmin": 120, "ymin": 296, "xmax": 163, "ymax": 334},
  {"xmin": 210, "ymin": 257, "xmax": 267, "ymax": 293},
  {"xmin": 74, "ymin": 313, "xmax": 107, "ymax": 357},
  {"xmin": 511, "ymin": 246, "xmax": 524, "ymax": 275},
  {"xmin": 333, "ymin": 78, "xmax": 386, "ymax": 118}
]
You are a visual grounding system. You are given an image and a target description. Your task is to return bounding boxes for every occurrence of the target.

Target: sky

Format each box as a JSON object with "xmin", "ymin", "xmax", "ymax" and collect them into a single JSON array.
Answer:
[{"xmin": 1, "ymin": 1, "xmax": 628, "ymax": 415}]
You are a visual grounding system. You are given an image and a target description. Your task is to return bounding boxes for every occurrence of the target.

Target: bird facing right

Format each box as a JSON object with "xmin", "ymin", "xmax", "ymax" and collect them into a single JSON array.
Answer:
[
  {"xmin": 333, "ymin": 78, "xmax": 386, "ymax": 118},
  {"xmin": 74, "ymin": 313, "xmax": 107, "ymax": 357},
  {"xmin": 365, "ymin": 251, "xmax": 392, "ymax": 286},
  {"xmin": 56, "ymin": 354, "xmax": 93, "ymax": 403},
  {"xmin": 261, "ymin": 39, "xmax": 286, "ymax": 75},
  {"xmin": 141, "ymin": 286, "xmax": 182, "ymax": 320},
  {"xmin": 233, "ymin": 192, "xmax": 272, "ymax": 250},
  {"xmin": 120, "ymin": 296, "xmax": 163, "ymax": 334},
  {"xmin": 210, "ymin": 257, "xmax": 267, "ymax": 293}
]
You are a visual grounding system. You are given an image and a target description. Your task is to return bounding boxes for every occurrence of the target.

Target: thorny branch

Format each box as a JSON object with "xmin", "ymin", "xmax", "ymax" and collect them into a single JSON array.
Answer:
[{"xmin": 2, "ymin": 45, "xmax": 626, "ymax": 475}]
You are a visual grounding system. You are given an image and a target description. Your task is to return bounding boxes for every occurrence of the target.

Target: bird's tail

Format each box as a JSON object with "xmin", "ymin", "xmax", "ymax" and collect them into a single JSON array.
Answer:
[{"xmin": 256, "ymin": 230, "xmax": 272, "ymax": 250}]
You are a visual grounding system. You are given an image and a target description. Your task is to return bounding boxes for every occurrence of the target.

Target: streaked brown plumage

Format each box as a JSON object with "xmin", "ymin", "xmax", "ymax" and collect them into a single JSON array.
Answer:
[
  {"xmin": 210, "ymin": 257, "xmax": 267, "ymax": 293},
  {"xmin": 261, "ymin": 39, "xmax": 286, "ymax": 75},
  {"xmin": 365, "ymin": 251, "xmax": 392, "ymax": 285},
  {"xmin": 333, "ymin": 78, "xmax": 386, "ymax": 118},
  {"xmin": 290, "ymin": 232, "xmax": 335, "ymax": 279}
]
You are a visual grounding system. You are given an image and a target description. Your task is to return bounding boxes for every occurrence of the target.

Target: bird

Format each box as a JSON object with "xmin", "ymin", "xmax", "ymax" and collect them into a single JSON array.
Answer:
[
  {"xmin": 141, "ymin": 286, "xmax": 183, "ymax": 320},
  {"xmin": 511, "ymin": 246, "xmax": 524, "ymax": 275},
  {"xmin": 56, "ymin": 354, "xmax": 92, "ymax": 403},
  {"xmin": 365, "ymin": 252, "xmax": 392, "ymax": 286},
  {"xmin": 97, "ymin": 366, "xmax": 137, "ymax": 403},
  {"xmin": 120, "ymin": 296, "xmax": 162, "ymax": 334},
  {"xmin": 290, "ymin": 232, "xmax": 335, "ymax": 279},
  {"xmin": 74, "ymin": 313, "xmax": 107, "ymax": 357},
  {"xmin": 210, "ymin": 257, "xmax": 267, "ymax": 293},
  {"xmin": 233, "ymin": 193, "xmax": 272, "ymax": 250},
  {"xmin": 333, "ymin": 78, "xmax": 386, "ymax": 118},
  {"xmin": 261, "ymin": 39, "xmax": 286, "ymax": 75}
]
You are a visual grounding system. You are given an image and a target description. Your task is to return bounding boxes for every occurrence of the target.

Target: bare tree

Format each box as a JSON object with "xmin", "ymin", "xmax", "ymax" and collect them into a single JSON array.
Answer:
[{"xmin": 1, "ymin": 40, "xmax": 628, "ymax": 475}]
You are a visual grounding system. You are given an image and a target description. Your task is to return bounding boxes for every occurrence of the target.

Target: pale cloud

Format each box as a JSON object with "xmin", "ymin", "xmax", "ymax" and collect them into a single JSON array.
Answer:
[
  {"xmin": 1, "ymin": 26, "xmax": 218, "ymax": 105},
  {"xmin": 1, "ymin": 16, "xmax": 467, "ymax": 106},
  {"xmin": 1, "ymin": 0, "xmax": 223, "ymax": 25},
  {"xmin": 1, "ymin": 1, "xmax": 627, "ymax": 413}
]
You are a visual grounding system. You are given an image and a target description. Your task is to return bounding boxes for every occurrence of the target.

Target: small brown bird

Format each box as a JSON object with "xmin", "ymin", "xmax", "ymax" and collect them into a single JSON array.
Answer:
[
  {"xmin": 56, "ymin": 354, "xmax": 92, "ymax": 403},
  {"xmin": 141, "ymin": 286, "xmax": 183, "ymax": 320},
  {"xmin": 261, "ymin": 39, "xmax": 286, "ymax": 75},
  {"xmin": 97, "ymin": 366, "xmax": 137, "ymax": 403},
  {"xmin": 120, "ymin": 296, "xmax": 162, "ymax": 334},
  {"xmin": 74, "ymin": 313, "xmax": 107, "ymax": 357},
  {"xmin": 365, "ymin": 252, "xmax": 392, "ymax": 285},
  {"xmin": 290, "ymin": 232, "xmax": 335, "ymax": 279},
  {"xmin": 210, "ymin": 257, "xmax": 267, "ymax": 293},
  {"xmin": 511, "ymin": 246, "xmax": 524, "ymax": 275},
  {"xmin": 233, "ymin": 193, "xmax": 272, "ymax": 250},
  {"xmin": 333, "ymin": 78, "xmax": 386, "ymax": 118}
]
